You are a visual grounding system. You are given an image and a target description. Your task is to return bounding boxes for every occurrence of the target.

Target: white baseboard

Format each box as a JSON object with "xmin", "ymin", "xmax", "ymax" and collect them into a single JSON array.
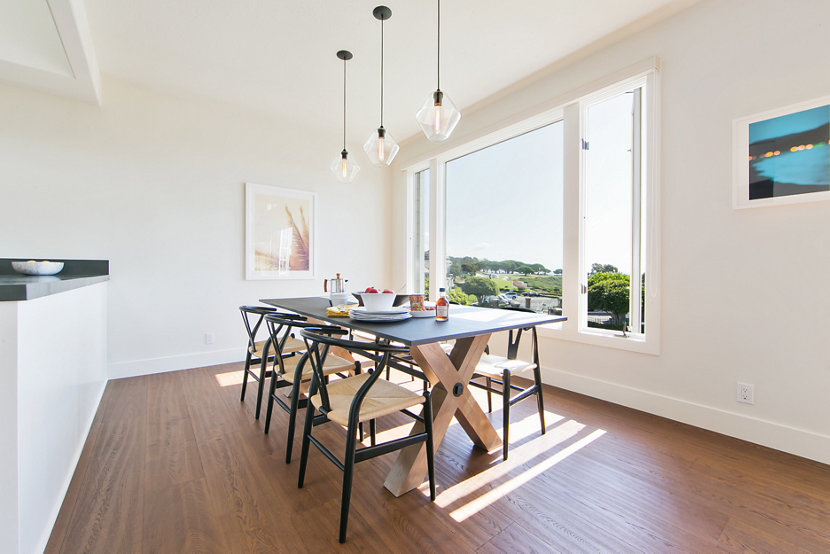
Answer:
[
  {"xmin": 541, "ymin": 365, "xmax": 830, "ymax": 467},
  {"xmin": 36, "ymin": 380, "xmax": 107, "ymax": 554},
  {"xmin": 108, "ymin": 347, "xmax": 243, "ymax": 379}
]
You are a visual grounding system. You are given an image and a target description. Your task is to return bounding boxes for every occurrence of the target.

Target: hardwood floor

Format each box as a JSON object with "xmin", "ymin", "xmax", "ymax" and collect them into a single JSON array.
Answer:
[{"xmin": 46, "ymin": 362, "xmax": 830, "ymax": 552}]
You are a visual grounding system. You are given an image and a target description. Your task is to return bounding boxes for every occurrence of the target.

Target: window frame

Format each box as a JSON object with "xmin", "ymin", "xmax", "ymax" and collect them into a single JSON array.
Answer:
[{"xmin": 404, "ymin": 62, "xmax": 661, "ymax": 355}]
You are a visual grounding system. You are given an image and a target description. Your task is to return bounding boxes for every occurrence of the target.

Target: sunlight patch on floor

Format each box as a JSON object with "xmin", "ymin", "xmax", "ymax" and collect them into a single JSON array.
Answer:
[
  {"xmin": 486, "ymin": 410, "xmax": 566, "ymax": 460},
  {"xmin": 214, "ymin": 370, "xmax": 244, "ymax": 387},
  {"xmin": 449, "ymin": 429, "xmax": 606, "ymax": 522},
  {"xmin": 434, "ymin": 418, "xmax": 585, "ymax": 508},
  {"xmin": 450, "ymin": 429, "xmax": 605, "ymax": 523}
]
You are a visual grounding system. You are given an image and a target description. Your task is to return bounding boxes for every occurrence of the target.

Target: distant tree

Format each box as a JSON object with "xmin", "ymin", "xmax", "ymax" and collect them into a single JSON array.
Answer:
[
  {"xmin": 517, "ymin": 264, "xmax": 535, "ymax": 275},
  {"xmin": 448, "ymin": 288, "xmax": 474, "ymax": 305},
  {"xmin": 590, "ymin": 263, "xmax": 619, "ymax": 275},
  {"xmin": 460, "ymin": 262, "xmax": 481, "ymax": 275},
  {"xmin": 529, "ymin": 263, "xmax": 548, "ymax": 274},
  {"xmin": 588, "ymin": 272, "xmax": 630, "ymax": 325},
  {"xmin": 502, "ymin": 260, "xmax": 519, "ymax": 274},
  {"xmin": 553, "ymin": 268, "xmax": 563, "ymax": 275},
  {"xmin": 460, "ymin": 276, "xmax": 498, "ymax": 301}
]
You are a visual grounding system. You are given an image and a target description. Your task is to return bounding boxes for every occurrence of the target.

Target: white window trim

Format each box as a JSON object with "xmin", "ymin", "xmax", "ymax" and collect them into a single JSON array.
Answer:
[
  {"xmin": 405, "ymin": 162, "xmax": 429, "ymax": 297},
  {"xmin": 404, "ymin": 60, "xmax": 661, "ymax": 355}
]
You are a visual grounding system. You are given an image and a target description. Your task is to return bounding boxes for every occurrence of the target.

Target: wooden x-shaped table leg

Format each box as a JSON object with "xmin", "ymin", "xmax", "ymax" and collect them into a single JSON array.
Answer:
[{"xmin": 383, "ymin": 334, "xmax": 502, "ymax": 497}]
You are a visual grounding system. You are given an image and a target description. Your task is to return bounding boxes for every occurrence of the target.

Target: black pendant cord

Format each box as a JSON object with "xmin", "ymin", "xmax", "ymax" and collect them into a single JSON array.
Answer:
[
  {"xmin": 437, "ymin": 0, "xmax": 441, "ymax": 91},
  {"xmin": 380, "ymin": 17, "xmax": 385, "ymax": 128},
  {"xmin": 342, "ymin": 56, "xmax": 347, "ymax": 151}
]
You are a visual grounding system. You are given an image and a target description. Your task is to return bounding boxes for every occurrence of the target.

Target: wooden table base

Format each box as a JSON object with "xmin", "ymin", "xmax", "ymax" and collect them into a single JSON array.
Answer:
[{"xmin": 383, "ymin": 334, "xmax": 502, "ymax": 497}]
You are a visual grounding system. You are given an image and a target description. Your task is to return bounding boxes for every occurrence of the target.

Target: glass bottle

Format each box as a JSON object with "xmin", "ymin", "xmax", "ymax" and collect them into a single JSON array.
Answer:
[{"xmin": 435, "ymin": 287, "xmax": 449, "ymax": 322}]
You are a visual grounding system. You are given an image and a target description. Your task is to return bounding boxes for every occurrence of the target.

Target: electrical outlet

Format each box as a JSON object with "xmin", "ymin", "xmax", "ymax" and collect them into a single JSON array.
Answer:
[
  {"xmin": 205, "ymin": 333, "xmax": 215, "ymax": 345},
  {"xmin": 737, "ymin": 382, "xmax": 754, "ymax": 404}
]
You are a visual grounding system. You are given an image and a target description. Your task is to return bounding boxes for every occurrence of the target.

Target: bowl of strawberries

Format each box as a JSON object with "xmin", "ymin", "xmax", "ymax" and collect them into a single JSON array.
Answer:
[{"xmin": 352, "ymin": 287, "xmax": 408, "ymax": 311}]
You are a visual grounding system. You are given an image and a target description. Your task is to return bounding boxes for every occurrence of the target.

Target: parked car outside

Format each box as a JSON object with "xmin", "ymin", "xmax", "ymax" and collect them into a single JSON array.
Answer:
[{"xmin": 522, "ymin": 291, "xmax": 540, "ymax": 297}]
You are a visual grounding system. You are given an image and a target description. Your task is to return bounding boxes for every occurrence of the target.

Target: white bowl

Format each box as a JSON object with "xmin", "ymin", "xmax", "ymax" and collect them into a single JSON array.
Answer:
[
  {"xmin": 359, "ymin": 292, "xmax": 396, "ymax": 312},
  {"xmin": 11, "ymin": 260, "xmax": 64, "ymax": 276}
]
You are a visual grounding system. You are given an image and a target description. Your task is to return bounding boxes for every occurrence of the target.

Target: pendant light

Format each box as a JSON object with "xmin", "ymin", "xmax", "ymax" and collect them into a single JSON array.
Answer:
[
  {"xmin": 363, "ymin": 5, "xmax": 399, "ymax": 166},
  {"xmin": 416, "ymin": 0, "xmax": 461, "ymax": 142},
  {"xmin": 330, "ymin": 50, "xmax": 360, "ymax": 183}
]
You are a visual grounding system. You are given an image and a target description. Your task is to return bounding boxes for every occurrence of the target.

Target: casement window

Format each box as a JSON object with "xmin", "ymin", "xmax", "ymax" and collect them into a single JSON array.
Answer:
[{"xmin": 407, "ymin": 65, "xmax": 660, "ymax": 353}]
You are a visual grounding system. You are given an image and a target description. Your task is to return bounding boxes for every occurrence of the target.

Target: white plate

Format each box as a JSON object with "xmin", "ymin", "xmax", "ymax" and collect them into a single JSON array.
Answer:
[
  {"xmin": 349, "ymin": 312, "xmax": 412, "ymax": 322},
  {"xmin": 409, "ymin": 310, "xmax": 435, "ymax": 318},
  {"xmin": 349, "ymin": 307, "xmax": 409, "ymax": 316}
]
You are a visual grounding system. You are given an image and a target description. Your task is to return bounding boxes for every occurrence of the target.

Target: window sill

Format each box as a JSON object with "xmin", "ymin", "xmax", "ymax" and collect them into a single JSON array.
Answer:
[{"xmin": 537, "ymin": 324, "xmax": 660, "ymax": 355}]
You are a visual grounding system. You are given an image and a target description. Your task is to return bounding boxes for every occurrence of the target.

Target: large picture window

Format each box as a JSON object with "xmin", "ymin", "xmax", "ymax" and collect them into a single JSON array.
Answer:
[
  {"xmin": 407, "ymin": 67, "xmax": 659, "ymax": 353},
  {"xmin": 444, "ymin": 123, "xmax": 564, "ymax": 314}
]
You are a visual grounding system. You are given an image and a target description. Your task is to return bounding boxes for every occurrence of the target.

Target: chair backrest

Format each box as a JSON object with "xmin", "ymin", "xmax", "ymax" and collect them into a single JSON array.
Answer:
[
  {"xmin": 239, "ymin": 305, "xmax": 277, "ymax": 347},
  {"xmin": 300, "ymin": 328, "xmax": 410, "ymax": 421},
  {"xmin": 263, "ymin": 312, "xmax": 344, "ymax": 353},
  {"xmin": 500, "ymin": 306, "xmax": 539, "ymax": 364}
]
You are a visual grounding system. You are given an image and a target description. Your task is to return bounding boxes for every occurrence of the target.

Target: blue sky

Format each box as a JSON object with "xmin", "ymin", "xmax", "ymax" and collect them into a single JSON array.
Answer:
[
  {"xmin": 445, "ymin": 121, "xmax": 564, "ymax": 271},
  {"xmin": 444, "ymin": 90, "xmax": 636, "ymax": 275}
]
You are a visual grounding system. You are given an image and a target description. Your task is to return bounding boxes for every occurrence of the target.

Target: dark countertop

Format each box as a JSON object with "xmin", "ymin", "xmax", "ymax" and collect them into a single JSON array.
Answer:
[{"xmin": 0, "ymin": 259, "xmax": 110, "ymax": 301}]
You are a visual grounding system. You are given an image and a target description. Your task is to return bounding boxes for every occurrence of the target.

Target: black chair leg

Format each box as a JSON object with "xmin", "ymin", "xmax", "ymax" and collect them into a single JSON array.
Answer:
[
  {"xmin": 502, "ymin": 370, "xmax": 511, "ymax": 461},
  {"xmin": 254, "ymin": 342, "xmax": 271, "ymax": 419},
  {"xmin": 486, "ymin": 377, "xmax": 493, "ymax": 413},
  {"xmin": 369, "ymin": 419, "xmax": 377, "ymax": 446},
  {"xmin": 297, "ymin": 390, "xmax": 316, "ymax": 489},
  {"xmin": 264, "ymin": 367, "xmax": 279, "ymax": 434},
  {"xmin": 534, "ymin": 366, "xmax": 546, "ymax": 436},
  {"xmin": 240, "ymin": 351, "xmax": 252, "ymax": 401},
  {"xmin": 285, "ymin": 353, "xmax": 309, "ymax": 463},
  {"xmin": 340, "ymin": 423, "xmax": 358, "ymax": 543},
  {"xmin": 423, "ymin": 392, "xmax": 436, "ymax": 501}
]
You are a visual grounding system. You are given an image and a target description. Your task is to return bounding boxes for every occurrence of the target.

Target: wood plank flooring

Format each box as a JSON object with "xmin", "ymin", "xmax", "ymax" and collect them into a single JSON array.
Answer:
[{"xmin": 46, "ymin": 362, "xmax": 830, "ymax": 552}]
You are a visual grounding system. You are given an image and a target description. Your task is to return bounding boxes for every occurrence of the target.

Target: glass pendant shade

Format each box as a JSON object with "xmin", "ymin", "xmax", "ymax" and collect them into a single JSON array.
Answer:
[
  {"xmin": 416, "ymin": 89, "xmax": 461, "ymax": 142},
  {"xmin": 331, "ymin": 149, "xmax": 360, "ymax": 183},
  {"xmin": 363, "ymin": 126, "xmax": 399, "ymax": 166}
]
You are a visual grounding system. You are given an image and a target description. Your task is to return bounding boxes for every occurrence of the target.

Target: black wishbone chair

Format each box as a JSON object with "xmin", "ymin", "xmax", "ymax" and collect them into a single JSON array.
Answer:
[
  {"xmin": 262, "ymin": 313, "xmax": 359, "ymax": 463},
  {"xmin": 298, "ymin": 328, "xmax": 436, "ymax": 544},
  {"xmin": 239, "ymin": 306, "xmax": 305, "ymax": 419},
  {"xmin": 468, "ymin": 306, "xmax": 546, "ymax": 460}
]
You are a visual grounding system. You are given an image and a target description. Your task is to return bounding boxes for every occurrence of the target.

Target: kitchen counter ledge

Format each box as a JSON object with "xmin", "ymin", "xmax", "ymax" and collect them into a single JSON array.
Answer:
[{"xmin": 0, "ymin": 259, "xmax": 110, "ymax": 301}]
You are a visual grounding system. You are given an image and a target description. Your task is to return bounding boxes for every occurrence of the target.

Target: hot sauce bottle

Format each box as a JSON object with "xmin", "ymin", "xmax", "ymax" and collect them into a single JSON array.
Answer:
[{"xmin": 435, "ymin": 287, "xmax": 449, "ymax": 322}]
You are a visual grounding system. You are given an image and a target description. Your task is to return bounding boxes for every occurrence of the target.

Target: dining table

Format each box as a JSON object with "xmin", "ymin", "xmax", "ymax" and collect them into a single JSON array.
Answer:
[{"xmin": 260, "ymin": 296, "xmax": 567, "ymax": 497}]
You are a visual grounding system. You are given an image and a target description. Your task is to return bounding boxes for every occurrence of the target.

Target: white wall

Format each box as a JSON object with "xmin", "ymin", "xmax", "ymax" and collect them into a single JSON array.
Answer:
[
  {"xmin": 391, "ymin": 0, "xmax": 830, "ymax": 464},
  {"xmin": 0, "ymin": 77, "xmax": 393, "ymax": 378}
]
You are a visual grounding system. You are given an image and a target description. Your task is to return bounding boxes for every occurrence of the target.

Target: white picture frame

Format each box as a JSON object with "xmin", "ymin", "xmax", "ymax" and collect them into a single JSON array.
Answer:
[
  {"xmin": 245, "ymin": 183, "xmax": 316, "ymax": 280},
  {"xmin": 733, "ymin": 95, "xmax": 830, "ymax": 209}
]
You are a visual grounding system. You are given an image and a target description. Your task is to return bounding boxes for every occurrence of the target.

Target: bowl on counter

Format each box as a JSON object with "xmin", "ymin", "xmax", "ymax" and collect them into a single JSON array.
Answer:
[
  {"xmin": 11, "ymin": 260, "xmax": 64, "ymax": 276},
  {"xmin": 352, "ymin": 291, "xmax": 408, "ymax": 311}
]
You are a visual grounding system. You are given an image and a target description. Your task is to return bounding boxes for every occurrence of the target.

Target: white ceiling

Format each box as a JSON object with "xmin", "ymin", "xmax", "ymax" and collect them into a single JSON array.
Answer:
[{"xmin": 1, "ymin": 0, "xmax": 699, "ymax": 145}]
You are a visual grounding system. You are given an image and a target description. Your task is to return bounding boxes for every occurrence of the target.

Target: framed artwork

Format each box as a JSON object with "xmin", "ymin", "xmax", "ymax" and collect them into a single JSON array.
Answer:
[
  {"xmin": 245, "ymin": 183, "xmax": 316, "ymax": 280},
  {"xmin": 733, "ymin": 95, "xmax": 830, "ymax": 209}
]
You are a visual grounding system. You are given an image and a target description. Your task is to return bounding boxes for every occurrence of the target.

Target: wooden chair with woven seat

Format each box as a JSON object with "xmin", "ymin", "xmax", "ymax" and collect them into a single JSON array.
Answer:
[
  {"xmin": 467, "ymin": 306, "xmax": 546, "ymax": 461},
  {"xmin": 297, "ymin": 328, "xmax": 436, "ymax": 544},
  {"xmin": 262, "ymin": 313, "xmax": 359, "ymax": 463},
  {"xmin": 239, "ymin": 306, "xmax": 306, "ymax": 419}
]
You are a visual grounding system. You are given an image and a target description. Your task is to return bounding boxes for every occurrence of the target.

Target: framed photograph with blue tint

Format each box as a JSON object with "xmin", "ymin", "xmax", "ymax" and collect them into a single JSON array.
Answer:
[{"xmin": 734, "ymin": 95, "xmax": 830, "ymax": 209}]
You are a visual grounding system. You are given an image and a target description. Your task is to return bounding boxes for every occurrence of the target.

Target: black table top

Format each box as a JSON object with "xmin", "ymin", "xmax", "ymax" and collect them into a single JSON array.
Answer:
[{"xmin": 260, "ymin": 296, "xmax": 567, "ymax": 346}]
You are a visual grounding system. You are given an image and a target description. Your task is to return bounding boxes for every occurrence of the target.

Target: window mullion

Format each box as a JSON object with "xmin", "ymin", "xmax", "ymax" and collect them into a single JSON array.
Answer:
[
  {"xmin": 428, "ymin": 158, "xmax": 444, "ymax": 300},
  {"xmin": 630, "ymin": 87, "xmax": 643, "ymax": 335}
]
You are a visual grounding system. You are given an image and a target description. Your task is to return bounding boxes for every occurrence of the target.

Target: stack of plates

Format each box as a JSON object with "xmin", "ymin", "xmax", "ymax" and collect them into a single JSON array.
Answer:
[{"xmin": 349, "ymin": 307, "xmax": 412, "ymax": 322}]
